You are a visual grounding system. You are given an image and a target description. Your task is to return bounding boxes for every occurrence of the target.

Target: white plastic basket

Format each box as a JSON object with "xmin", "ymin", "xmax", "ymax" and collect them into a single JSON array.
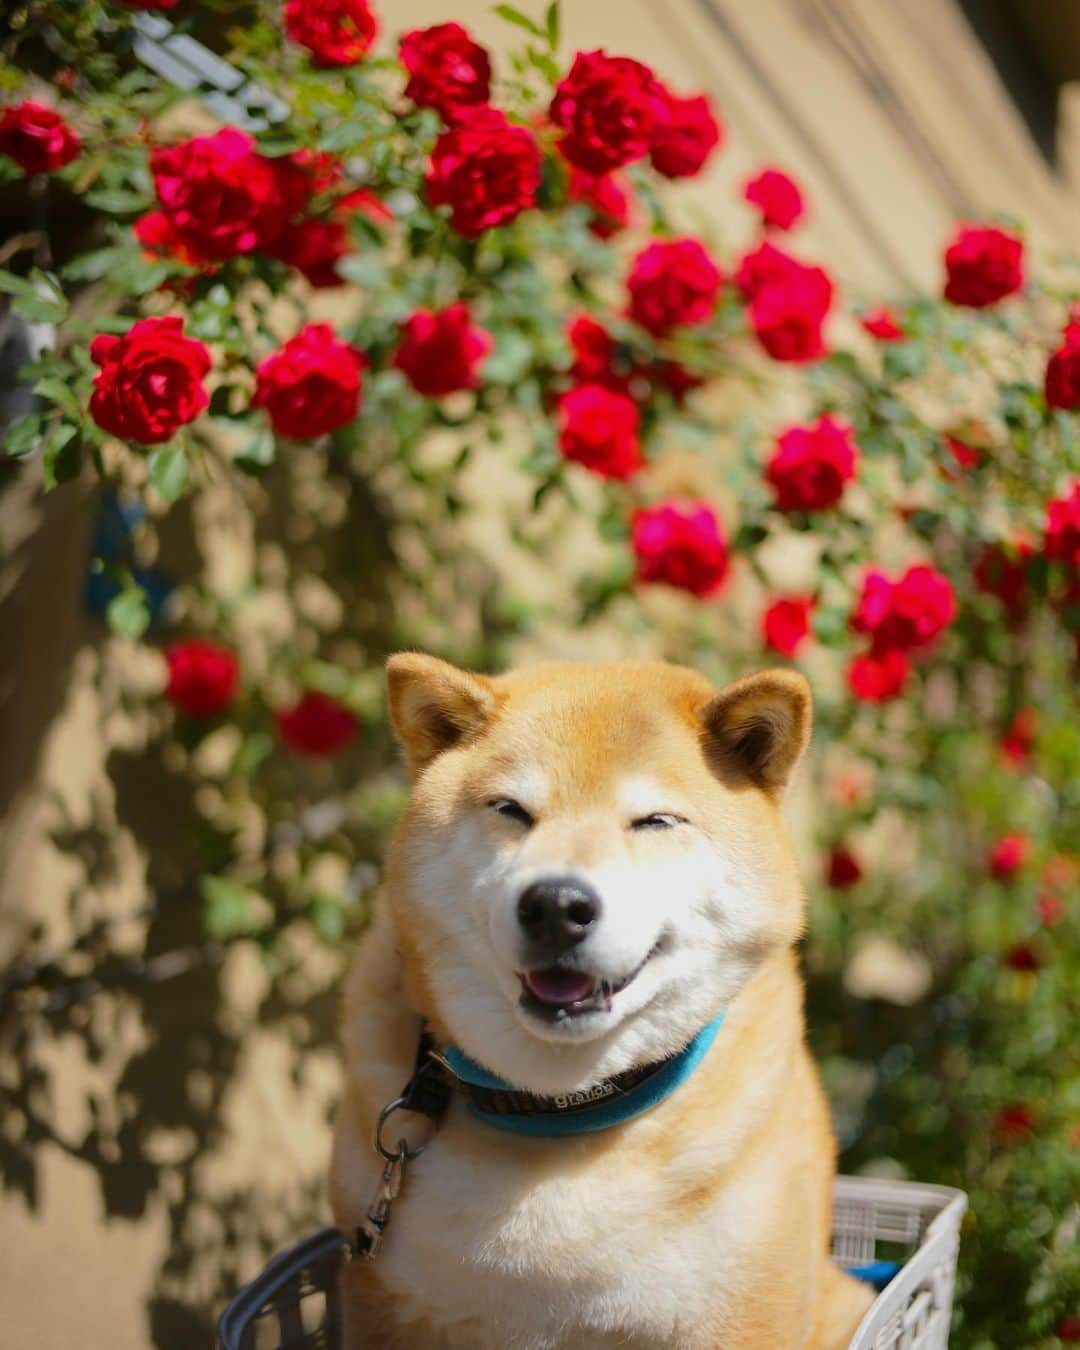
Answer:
[
  {"xmin": 834, "ymin": 1176, "xmax": 967, "ymax": 1349},
  {"xmin": 218, "ymin": 1175, "xmax": 967, "ymax": 1350}
]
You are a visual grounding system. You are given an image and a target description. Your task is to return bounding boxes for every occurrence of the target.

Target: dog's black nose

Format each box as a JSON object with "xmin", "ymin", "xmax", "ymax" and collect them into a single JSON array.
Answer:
[{"xmin": 517, "ymin": 877, "xmax": 601, "ymax": 950}]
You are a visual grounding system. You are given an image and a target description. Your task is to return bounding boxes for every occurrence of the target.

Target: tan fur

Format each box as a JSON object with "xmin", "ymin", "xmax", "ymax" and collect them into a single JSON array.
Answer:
[{"xmin": 332, "ymin": 657, "xmax": 873, "ymax": 1349}]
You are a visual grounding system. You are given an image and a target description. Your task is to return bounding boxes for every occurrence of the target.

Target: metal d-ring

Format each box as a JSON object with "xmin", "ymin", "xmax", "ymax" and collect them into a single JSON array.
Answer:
[{"xmin": 374, "ymin": 1095, "xmax": 431, "ymax": 1163}]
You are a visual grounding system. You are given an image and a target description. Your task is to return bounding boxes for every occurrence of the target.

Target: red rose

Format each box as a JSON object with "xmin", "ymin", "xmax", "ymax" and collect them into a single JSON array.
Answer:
[
  {"xmin": 274, "ymin": 217, "xmax": 352, "ymax": 288},
  {"xmin": 425, "ymin": 106, "xmax": 540, "ymax": 237},
  {"xmin": 943, "ymin": 224, "xmax": 1024, "ymax": 308},
  {"xmin": 1058, "ymin": 1315, "xmax": 1080, "ymax": 1343},
  {"xmin": 943, "ymin": 433, "xmax": 983, "ymax": 474},
  {"xmin": 627, "ymin": 238, "xmax": 722, "ymax": 337},
  {"xmin": 276, "ymin": 691, "xmax": 359, "ymax": 756},
  {"xmin": 284, "ymin": 0, "xmax": 377, "ymax": 67},
  {"xmin": 134, "ymin": 211, "xmax": 204, "ymax": 267},
  {"xmin": 151, "ymin": 129, "xmax": 292, "ymax": 262},
  {"xmin": 252, "ymin": 324, "xmax": 365, "ymax": 439},
  {"xmin": 743, "ymin": 167, "xmax": 805, "ymax": 232},
  {"xmin": 974, "ymin": 539, "xmax": 1033, "ymax": 616},
  {"xmin": 1003, "ymin": 941, "xmax": 1041, "ymax": 972},
  {"xmin": 860, "ymin": 307, "xmax": 905, "ymax": 342},
  {"xmin": 567, "ymin": 315, "xmax": 624, "ymax": 390},
  {"xmin": 338, "ymin": 187, "xmax": 393, "ymax": 226},
  {"xmin": 762, "ymin": 596, "xmax": 814, "ymax": 656},
  {"xmin": 1000, "ymin": 706, "xmax": 1037, "ymax": 766},
  {"xmin": 631, "ymin": 500, "xmax": 729, "ymax": 597},
  {"xmin": 1037, "ymin": 890, "xmax": 1065, "ymax": 927},
  {"xmin": 851, "ymin": 565, "xmax": 955, "ymax": 653},
  {"xmin": 394, "ymin": 302, "xmax": 492, "ymax": 397},
  {"xmin": 89, "ymin": 316, "xmax": 211, "ymax": 445},
  {"xmin": 650, "ymin": 359, "xmax": 703, "ymax": 405},
  {"xmin": 826, "ymin": 846, "xmax": 862, "ymax": 888},
  {"xmin": 750, "ymin": 271, "xmax": 831, "ymax": 362},
  {"xmin": 549, "ymin": 50, "xmax": 666, "ymax": 175},
  {"xmin": 847, "ymin": 648, "xmax": 909, "ymax": 702},
  {"xmin": 1045, "ymin": 336, "xmax": 1080, "ymax": 411},
  {"xmin": 649, "ymin": 90, "xmax": 722, "ymax": 179},
  {"xmin": 735, "ymin": 241, "xmax": 800, "ymax": 301},
  {"xmin": 766, "ymin": 415, "xmax": 858, "ymax": 513},
  {"xmin": 400, "ymin": 23, "xmax": 491, "ymax": 120},
  {"xmin": 989, "ymin": 833, "xmax": 1030, "ymax": 877},
  {"xmin": 0, "ymin": 100, "xmax": 80, "ymax": 174},
  {"xmin": 114, "ymin": 0, "xmax": 180, "ymax": 7},
  {"xmin": 1044, "ymin": 481, "xmax": 1080, "ymax": 572},
  {"xmin": 558, "ymin": 384, "xmax": 642, "ymax": 480},
  {"xmin": 567, "ymin": 166, "xmax": 634, "ymax": 239},
  {"xmin": 165, "ymin": 639, "xmax": 239, "ymax": 718},
  {"xmin": 991, "ymin": 1103, "xmax": 1037, "ymax": 1143}
]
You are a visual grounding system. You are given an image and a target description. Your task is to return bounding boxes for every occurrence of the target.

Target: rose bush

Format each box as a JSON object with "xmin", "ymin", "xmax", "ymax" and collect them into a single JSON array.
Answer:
[{"xmin": 1, "ymin": 2, "xmax": 1077, "ymax": 1344}]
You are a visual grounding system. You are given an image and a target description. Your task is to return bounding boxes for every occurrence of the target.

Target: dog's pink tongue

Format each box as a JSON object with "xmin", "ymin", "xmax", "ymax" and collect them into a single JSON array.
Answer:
[{"xmin": 525, "ymin": 967, "xmax": 595, "ymax": 1006}]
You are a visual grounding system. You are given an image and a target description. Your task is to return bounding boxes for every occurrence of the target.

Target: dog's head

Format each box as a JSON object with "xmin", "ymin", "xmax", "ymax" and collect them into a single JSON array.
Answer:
[{"xmin": 384, "ymin": 655, "xmax": 811, "ymax": 1095}]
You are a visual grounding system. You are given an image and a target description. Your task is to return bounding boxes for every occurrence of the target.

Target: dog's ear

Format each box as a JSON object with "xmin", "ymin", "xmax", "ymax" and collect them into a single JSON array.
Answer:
[
  {"xmin": 699, "ymin": 669, "xmax": 812, "ymax": 795},
  {"xmin": 386, "ymin": 653, "xmax": 497, "ymax": 776}
]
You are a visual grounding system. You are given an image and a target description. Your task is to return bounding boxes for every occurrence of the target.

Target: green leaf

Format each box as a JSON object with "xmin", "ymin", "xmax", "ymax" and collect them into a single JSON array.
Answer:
[
  {"xmin": 526, "ymin": 46, "xmax": 561, "ymax": 82},
  {"xmin": 33, "ymin": 376, "xmax": 80, "ymax": 413},
  {"xmin": 309, "ymin": 893, "xmax": 348, "ymax": 945},
  {"xmin": 545, "ymin": 0, "xmax": 560, "ymax": 48},
  {"xmin": 493, "ymin": 4, "xmax": 546, "ymax": 37},
  {"xmin": 60, "ymin": 247, "xmax": 122, "ymax": 283},
  {"xmin": 230, "ymin": 730, "xmax": 274, "ymax": 778},
  {"xmin": 234, "ymin": 426, "xmax": 276, "ymax": 473},
  {"xmin": 12, "ymin": 290, "xmax": 67, "ymax": 324},
  {"xmin": 484, "ymin": 330, "xmax": 533, "ymax": 385},
  {"xmin": 42, "ymin": 422, "xmax": 81, "ymax": 487},
  {"xmin": 200, "ymin": 875, "xmax": 265, "ymax": 940},
  {"xmin": 882, "ymin": 340, "xmax": 928, "ymax": 384},
  {"xmin": 0, "ymin": 268, "xmax": 34, "ymax": 296},
  {"xmin": 148, "ymin": 443, "xmax": 189, "ymax": 500},
  {"xmin": 2, "ymin": 413, "xmax": 44, "ymax": 458},
  {"xmin": 106, "ymin": 586, "xmax": 150, "ymax": 638},
  {"xmin": 83, "ymin": 187, "xmax": 152, "ymax": 214}
]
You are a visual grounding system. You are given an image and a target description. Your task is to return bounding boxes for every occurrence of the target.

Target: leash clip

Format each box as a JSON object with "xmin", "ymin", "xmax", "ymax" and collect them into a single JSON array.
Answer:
[{"xmin": 354, "ymin": 1143, "xmax": 406, "ymax": 1261}]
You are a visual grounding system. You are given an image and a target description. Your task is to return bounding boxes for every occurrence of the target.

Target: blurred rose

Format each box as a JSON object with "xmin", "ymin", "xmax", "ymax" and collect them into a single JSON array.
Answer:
[
  {"xmin": 851, "ymin": 565, "xmax": 955, "ymax": 653},
  {"xmin": 627, "ymin": 237, "xmax": 722, "ymax": 336},
  {"xmin": 557, "ymin": 384, "xmax": 642, "ymax": 480},
  {"xmin": 649, "ymin": 90, "xmax": 722, "ymax": 179},
  {"xmin": 743, "ymin": 167, "xmax": 805, "ymax": 231},
  {"xmin": 766, "ymin": 414, "xmax": 858, "ymax": 512},
  {"xmin": 284, "ymin": 0, "xmax": 378, "ymax": 67},
  {"xmin": 762, "ymin": 596, "xmax": 814, "ymax": 656},
  {"xmin": 566, "ymin": 166, "xmax": 634, "ymax": 239},
  {"xmin": 276, "ymin": 692, "xmax": 359, "ymax": 756},
  {"xmin": 860, "ymin": 307, "xmax": 905, "ymax": 341},
  {"xmin": 394, "ymin": 302, "xmax": 492, "ymax": 396},
  {"xmin": 165, "ymin": 640, "xmax": 239, "ymax": 718},
  {"xmin": 631, "ymin": 500, "xmax": 729, "ymax": 596},
  {"xmin": 847, "ymin": 648, "xmax": 909, "ymax": 702},
  {"xmin": 989, "ymin": 833, "xmax": 1030, "ymax": 876},
  {"xmin": 0, "ymin": 100, "xmax": 80, "ymax": 174},
  {"xmin": 943, "ymin": 223, "xmax": 1024, "ymax": 307},
  {"xmin": 252, "ymin": 324, "xmax": 365, "ymax": 439},
  {"xmin": 400, "ymin": 23, "xmax": 491, "ymax": 119},
  {"xmin": 425, "ymin": 106, "xmax": 540, "ymax": 236},
  {"xmin": 826, "ymin": 846, "xmax": 863, "ymax": 888},
  {"xmin": 550, "ymin": 50, "xmax": 666, "ymax": 175}
]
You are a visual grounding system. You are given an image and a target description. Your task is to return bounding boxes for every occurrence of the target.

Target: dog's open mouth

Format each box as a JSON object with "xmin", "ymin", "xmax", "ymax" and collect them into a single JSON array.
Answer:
[{"xmin": 518, "ymin": 948, "xmax": 657, "ymax": 1022}]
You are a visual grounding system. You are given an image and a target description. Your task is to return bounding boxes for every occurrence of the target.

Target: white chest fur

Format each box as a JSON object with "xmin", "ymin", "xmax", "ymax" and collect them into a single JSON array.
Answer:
[{"xmin": 348, "ymin": 1103, "xmax": 781, "ymax": 1350}]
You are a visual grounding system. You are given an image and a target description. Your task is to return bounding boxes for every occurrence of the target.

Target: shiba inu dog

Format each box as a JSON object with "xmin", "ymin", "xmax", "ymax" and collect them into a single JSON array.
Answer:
[{"xmin": 331, "ymin": 655, "xmax": 873, "ymax": 1349}]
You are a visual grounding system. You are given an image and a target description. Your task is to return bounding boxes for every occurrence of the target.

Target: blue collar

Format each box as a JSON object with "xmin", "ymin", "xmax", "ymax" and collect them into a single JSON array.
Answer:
[{"xmin": 440, "ymin": 1013, "xmax": 726, "ymax": 1136}]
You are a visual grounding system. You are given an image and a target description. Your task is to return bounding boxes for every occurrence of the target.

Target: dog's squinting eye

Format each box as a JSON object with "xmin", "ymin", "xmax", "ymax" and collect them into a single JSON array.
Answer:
[
  {"xmin": 630, "ymin": 813, "xmax": 685, "ymax": 831},
  {"xmin": 488, "ymin": 798, "xmax": 534, "ymax": 827}
]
